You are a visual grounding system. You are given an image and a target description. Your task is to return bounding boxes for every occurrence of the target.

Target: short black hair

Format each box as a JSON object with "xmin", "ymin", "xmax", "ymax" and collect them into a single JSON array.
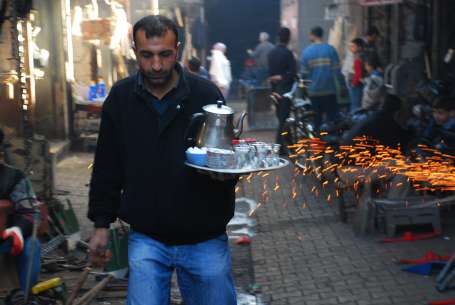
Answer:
[
  {"xmin": 0, "ymin": 128, "xmax": 4, "ymax": 145},
  {"xmin": 133, "ymin": 15, "xmax": 178, "ymax": 46},
  {"xmin": 365, "ymin": 53, "xmax": 381, "ymax": 69},
  {"xmin": 188, "ymin": 57, "xmax": 201, "ymax": 72},
  {"xmin": 366, "ymin": 26, "xmax": 379, "ymax": 37},
  {"xmin": 433, "ymin": 96, "xmax": 455, "ymax": 111},
  {"xmin": 310, "ymin": 26, "xmax": 324, "ymax": 38},
  {"xmin": 351, "ymin": 38, "xmax": 365, "ymax": 49},
  {"xmin": 278, "ymin": 27, "xmax": 291, "ymax": 44}
]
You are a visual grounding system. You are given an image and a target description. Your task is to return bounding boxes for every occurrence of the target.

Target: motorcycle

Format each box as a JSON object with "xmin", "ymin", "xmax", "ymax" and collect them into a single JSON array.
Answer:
[{"xmin": 269, "ymin": 77, "xmax": 316, "ymax": 156}]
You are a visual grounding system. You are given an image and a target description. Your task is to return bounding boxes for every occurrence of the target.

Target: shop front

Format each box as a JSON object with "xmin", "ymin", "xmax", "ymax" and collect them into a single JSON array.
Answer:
[{"xmin": 360, "ymin": 0, "xmax": 454, "ymax": 98}]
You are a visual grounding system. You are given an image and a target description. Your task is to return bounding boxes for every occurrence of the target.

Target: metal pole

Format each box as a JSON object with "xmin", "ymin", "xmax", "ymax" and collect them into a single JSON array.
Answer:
[
  {"xmin": 152, "ymin": 0, "xmax": 159, "ymax": 15},
  {"xmin": 391, "ymin": 3, "xmax": 400, "ymax": 64},
  {"xmin": 24, "ymin": 213, "xmax": 40, "ymax": 303},
  {"xmin": 431, "ymin": 0, "xmax": 441, "ymax": 79}
]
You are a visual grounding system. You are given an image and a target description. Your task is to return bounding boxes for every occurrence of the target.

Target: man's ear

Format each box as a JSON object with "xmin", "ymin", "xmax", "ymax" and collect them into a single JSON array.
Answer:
[{"xmin": 132, "ymin": 42, "xmax": 138, "ymax": 59}]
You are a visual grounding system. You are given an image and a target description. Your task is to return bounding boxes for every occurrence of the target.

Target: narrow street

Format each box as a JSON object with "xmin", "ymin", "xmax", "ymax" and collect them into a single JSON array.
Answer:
[{"xmin": 1, "ymin": 1, "xmax": 455, "ymax": 304}]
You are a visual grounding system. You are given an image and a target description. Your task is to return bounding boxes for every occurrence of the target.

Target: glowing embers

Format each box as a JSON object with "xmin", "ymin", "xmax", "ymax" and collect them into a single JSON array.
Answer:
[{"xmin": 288, "ymin": 136, "xmax": 455, "ymax": 192}]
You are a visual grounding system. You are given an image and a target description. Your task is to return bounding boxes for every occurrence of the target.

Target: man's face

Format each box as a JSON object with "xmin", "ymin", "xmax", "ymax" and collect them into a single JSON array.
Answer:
[
  {"xmin": 433, "ymin": 108, "xmax": 451, "ymax": 125},
  {"xmin": 309, "ymin": 33, "xmax": 316, "ymax": 43},
  {"xmin": 133, "ymin": 29, "xmax": 179, "ymax": 87},
  {"xmin": 365, "ymin": 62, "xmax": 374, "ymax": 74},
  {"xmin": 349, "ymin": 42, "xmax": 358, "ymax": 54}
]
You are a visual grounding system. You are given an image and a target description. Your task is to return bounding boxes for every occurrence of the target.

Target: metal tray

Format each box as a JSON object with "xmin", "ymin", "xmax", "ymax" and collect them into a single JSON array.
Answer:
[{"xmin": 185, "ymin": 158, "xmax": 289, "ymax": 174}]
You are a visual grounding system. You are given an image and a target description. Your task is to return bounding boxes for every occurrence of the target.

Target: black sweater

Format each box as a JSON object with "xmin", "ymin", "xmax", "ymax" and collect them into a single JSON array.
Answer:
[{"xmin": 88, "ymin": 69, "xmax": 237, "ymax": 245}]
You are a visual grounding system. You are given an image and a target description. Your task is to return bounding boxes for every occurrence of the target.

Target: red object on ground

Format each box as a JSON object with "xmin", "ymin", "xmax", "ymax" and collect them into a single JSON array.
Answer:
[
  {"xmin": 235, "ymin": 236, "xmax": 251, "ymax": 245},
  {"xmin": 243, "ymin": 138, "xmax": 257, "ymax": 144},
  {"xmin": 399, "ymin": 250, "xmax": 451, "ymax": 264},
  {"xmin": 381, "ymin": 231, "xmax": 441, "ymax": 243},
  {"xmin": 429, "ymin": 299, "xmax": 455, "ymax": 305},
  {"xmin": 2, "ymin": 226, "xmax": 24, "ymax": 256}
]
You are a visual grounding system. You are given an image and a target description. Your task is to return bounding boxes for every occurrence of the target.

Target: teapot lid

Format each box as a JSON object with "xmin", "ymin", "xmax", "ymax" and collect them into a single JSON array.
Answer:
[{"xmin": 203, "ymin": 100, "xmax": 234, "ymax": 115}]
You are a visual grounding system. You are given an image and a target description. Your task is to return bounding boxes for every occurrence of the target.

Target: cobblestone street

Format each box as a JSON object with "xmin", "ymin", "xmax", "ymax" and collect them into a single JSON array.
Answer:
[{"xmin": 242, "ymin": 165, "xmax": 455, "ymax": 305}]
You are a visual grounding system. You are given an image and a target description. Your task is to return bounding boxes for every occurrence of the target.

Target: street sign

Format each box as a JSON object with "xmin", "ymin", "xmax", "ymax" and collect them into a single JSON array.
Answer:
[{"xmin": 359, "ymin": 0, "xmax": 402, "ymax": 6}]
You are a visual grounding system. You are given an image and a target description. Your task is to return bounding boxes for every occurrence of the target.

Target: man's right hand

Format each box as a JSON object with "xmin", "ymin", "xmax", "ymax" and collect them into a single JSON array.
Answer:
[{"xmin": 89, "ymin": 228, "xmax": 111, "ymax": 268}]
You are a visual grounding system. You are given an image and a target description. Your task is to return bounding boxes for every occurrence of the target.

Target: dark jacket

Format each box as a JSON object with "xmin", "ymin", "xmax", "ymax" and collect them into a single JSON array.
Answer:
[
  {"xmin": 88, "ymin": 68, "xmax": 237, "ymax": 245},
  {"xmin": 268, "ymin": 44, "xmax": 297, "ymax": 94}
]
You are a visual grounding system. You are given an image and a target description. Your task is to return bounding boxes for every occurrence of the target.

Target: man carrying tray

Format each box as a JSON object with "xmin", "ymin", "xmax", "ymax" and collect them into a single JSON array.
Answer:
[{"xmin": 88, "ymin": 15, "xmax": 238, "ymax": 305}]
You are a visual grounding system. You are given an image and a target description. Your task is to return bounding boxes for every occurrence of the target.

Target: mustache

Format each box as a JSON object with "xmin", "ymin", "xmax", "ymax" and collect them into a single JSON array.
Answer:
[{"xmin": 144, "ymin": 73, "xmax": 168, "ymax": 79}]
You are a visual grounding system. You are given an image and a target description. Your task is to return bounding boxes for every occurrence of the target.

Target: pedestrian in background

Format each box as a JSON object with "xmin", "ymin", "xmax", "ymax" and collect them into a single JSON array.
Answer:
[
  {"xmin": 267, "ymin": 27, "xmax": 297, "ymax": 154},
  {"xmin": 301, "ymin": 26, "xmax": 346, "ymax": 130},
  {"xmin": 423, "ymin": 96, "xmax": 455, "ymax": 154},
  {"xmin": 348, "ymin": 38, "xmax": 366, "ymax": 112},
  {"xmin": 88, "ymin": 15, "xmax": 237, "ymax": 305},
  {"xmin": 362, "ymin": 54, "xmax": 385, "ymax": 111},
  {"xmin": 186, "ymin": 56, "xmax": 209, "ymax": 79},
  {"xmin": 247, "ymin": 32, "xmax": 275, "ymax": 85},
  {"xmin": 363, "ymin": 26, "xmax": 382, "ymax": 67},
  {"xmin": 209, "ymin": 42, "xmax": 232, "ymax": 98}
]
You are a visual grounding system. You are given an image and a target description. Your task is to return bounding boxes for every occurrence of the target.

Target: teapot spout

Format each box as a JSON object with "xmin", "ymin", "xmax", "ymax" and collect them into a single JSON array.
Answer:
[{"xmin": 234, "ymin": 112, "xmax": 248, "ymax": 138}]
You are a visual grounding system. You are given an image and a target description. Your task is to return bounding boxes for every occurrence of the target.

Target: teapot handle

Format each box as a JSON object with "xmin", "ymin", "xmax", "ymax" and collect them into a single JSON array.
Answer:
[{"xmin": 185, "ymin": 112, "xmax": 205, "ymax": 148}]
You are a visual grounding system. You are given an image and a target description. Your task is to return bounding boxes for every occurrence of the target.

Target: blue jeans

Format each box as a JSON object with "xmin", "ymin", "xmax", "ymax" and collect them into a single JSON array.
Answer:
[
  {"xmin": 127, "ymin": 231, "xmax": 236, "ymax": 305},
  {"xmin": 0, "ymin": 237, "xmax": 41, "ymax": 290},
  {"xmin": 348, "ymin": 84, "xmax": 363, "ymax": 113}
]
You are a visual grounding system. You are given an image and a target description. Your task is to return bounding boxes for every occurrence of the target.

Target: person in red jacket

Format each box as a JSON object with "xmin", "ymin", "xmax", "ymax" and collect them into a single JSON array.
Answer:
[{"xmin": 348, "ymin": 38, "xmax": 366, "ymax": 112}]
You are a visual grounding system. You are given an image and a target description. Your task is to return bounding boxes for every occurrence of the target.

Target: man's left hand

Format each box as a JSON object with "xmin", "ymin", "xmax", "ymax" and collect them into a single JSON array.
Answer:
[{"xmin": 1, "ymin": 226, "xmax": 24, "ymax": 256}]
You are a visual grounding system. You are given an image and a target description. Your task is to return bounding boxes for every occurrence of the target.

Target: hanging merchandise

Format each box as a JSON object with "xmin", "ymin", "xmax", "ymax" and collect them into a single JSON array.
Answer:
[
  {"xmin": 80, "ymin": 18, "xmax": 112, "ymax": 44},
  {"xmin": 10, "ymin": 0, "xmax": 34, "ymax": 172}
]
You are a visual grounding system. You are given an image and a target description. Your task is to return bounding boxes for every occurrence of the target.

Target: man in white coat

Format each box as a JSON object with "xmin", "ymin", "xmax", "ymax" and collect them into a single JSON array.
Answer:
[{"xmin": 209, "ymin": 42, "xmax": 232, "ymax": 98}]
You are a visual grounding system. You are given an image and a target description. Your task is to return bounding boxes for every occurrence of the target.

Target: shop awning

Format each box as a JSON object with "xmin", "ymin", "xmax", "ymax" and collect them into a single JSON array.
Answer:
[{"xmin": 359, "ymin": 0, "xmax": 402, "ymax": 6}]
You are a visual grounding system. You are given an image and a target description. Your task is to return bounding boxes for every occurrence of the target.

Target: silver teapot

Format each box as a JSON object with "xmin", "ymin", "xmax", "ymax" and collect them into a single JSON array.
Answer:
[{"xmin": 186, "ymin": 101, "xmax": 247, "ymax": 149}]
